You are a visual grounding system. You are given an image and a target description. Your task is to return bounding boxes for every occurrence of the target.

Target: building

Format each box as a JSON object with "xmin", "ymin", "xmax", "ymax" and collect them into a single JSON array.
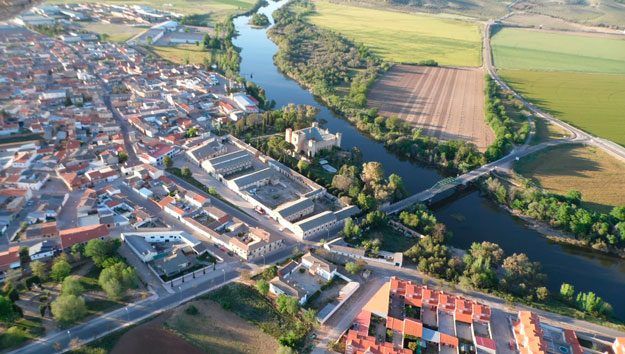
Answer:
[
  {"xmin": 59, "ymin": 224, "xmax": 109, "ymax": 249},
  {"xmin": 120, "ymin": 230, "xmax": 204, "ymax": 262},
  {"xmin": 25, "ymin": 222, "xmax": 59, "ymax": 239},
  {"xmin": 202, "ymin": 150, "xmax": 252, "ymax": 177},
  {"xmin": 614, "ymin": 338, "xmax": 625, "ymax": 354},
  {"xmin": 512, "ymin": 311, "xmax": 583, "ymax": 354},
  {"xmin": 0, "ymin": 247, "xmax": 21, "ymax": 272},
  {"xmin": 285, "ymin": 122, "xmax": 341, "ymax": 157},
  {"xmin": 29, "ymin": 240, "xmax": 57, "ymax": 261},
  {"xmin": 301, "ymin": 252, "xmax": 336, "ymax": 281},
  {"xmin": 227, "ymin": 226, "xmax": 284, "ymax": 260},
  {"xmin": 344, "ymin": 277, "xmax": 496, "ymax": 354}
]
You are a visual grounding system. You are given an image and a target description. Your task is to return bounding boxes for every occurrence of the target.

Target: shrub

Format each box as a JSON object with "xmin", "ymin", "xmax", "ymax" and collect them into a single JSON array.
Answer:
[{"xmin": 185, "ymin": 305, "xmax": 199, "ymax": 316}]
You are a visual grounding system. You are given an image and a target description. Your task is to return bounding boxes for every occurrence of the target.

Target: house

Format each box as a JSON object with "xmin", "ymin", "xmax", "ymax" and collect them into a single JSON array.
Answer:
[
  {"xmin": 25, "ymin": 222, "xmax": 59, "ymax": 239},
  {"xmin": 301, "ymin": 252, "xmax": 336, "ymax": 281},
  {"xmin": 227, "ymin": 226, "xmax": 284, "ymax": 260},
  {"xmin": 202, "ymin": 150, "xmax": 252, "ymax": 177},
  {"xmin": 614, "ymin": 338, "xmax": 625, "ymax": 354},
  {"xmin": 120, "ymin": 230, "xmax": 204, "ymax": 262},
  {"xmin": 0, "ymin": 247, "xmax": 21, "ymax": 271},
  {"xmin": 285, "ymin": 122, "xmax": 341, "ymax": 158},
  {"xmin": 29, "ymin": 240, "xmax": 58, "ymax": 261},
  {"xmin": 59, "ymin": 224, "xmax": 109, "ymax": 249}
]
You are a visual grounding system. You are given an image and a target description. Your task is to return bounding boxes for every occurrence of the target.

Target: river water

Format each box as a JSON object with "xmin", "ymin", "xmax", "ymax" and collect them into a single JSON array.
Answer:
[{"xmin": 232, "ymin": 0, "xmax": 625, "ymax": 318}]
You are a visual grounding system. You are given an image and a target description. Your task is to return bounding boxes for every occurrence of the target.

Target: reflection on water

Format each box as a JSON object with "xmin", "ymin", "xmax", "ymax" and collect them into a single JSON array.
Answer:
[{"xmin": 232, "ymin": 0, "xmax": 625, "ymax": 319}]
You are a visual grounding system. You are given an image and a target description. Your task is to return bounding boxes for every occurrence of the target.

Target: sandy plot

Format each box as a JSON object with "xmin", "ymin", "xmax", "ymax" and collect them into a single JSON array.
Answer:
[{"xmin": 368, "ymin": 65, "xmax": 494, "ymax": 151}]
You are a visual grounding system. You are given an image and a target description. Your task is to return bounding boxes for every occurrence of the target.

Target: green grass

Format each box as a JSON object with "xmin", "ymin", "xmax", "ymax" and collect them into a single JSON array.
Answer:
[
  {"xmin": 307, "ymin": 0, "xmax": 483, "ymax": 67},
  {"xmin": 515, "ymin": 144, "xmax": 625, "ymax": 212},
  {"xmin": 363, "ymin": 224, "xmax": 417, "ymax": 253},
  {"xmin": 492, "ymin": 28, "xmax": 625, "ymax": 74},
  {"xmin": 81, "ymin": 23, "xmax": 146, "ymax": 42},
  {"xmin": 0, "ymin": 317, "xmax": 45, "ymax": 351},
  {"xmin": 148, "ymin": 44, "xmax": 210, "ymax": 66},
  {"xmin": 499, "ymin": 69, "xmax": 625, "ymax": 146}
]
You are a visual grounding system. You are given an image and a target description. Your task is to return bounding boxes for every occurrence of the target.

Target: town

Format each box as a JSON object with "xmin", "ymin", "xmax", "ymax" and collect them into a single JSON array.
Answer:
[{"xmin": 1, "ymin": 0, "xmax": 625, "ymax": 353}]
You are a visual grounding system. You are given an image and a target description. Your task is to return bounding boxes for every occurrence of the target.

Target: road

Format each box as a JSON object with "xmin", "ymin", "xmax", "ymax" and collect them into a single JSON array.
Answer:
[
  {"xmin": 11, "ymin": 269, "xmax": 240, "ymax": 354},
  {"xmin": 483, "ymin": 20, "xmax": 625, "ymax": 163}
]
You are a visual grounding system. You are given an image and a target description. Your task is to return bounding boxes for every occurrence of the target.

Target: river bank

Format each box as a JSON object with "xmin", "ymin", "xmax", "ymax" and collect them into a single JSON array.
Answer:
[{"xmin": 231, "ymin": 0, "xmax": 625, "ymax": 320}]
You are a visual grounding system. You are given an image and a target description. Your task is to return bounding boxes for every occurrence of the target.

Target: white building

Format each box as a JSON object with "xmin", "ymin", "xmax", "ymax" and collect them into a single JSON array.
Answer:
[{"xmin": 285, "ymin": 122, "xmax": 341, "ymax": 158}]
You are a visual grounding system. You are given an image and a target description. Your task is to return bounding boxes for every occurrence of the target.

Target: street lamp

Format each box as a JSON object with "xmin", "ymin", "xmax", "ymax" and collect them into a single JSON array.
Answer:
[
  {"xmin": 221, "ymin": 268, "xmax": 225, "ymax": 283},
  {"xmin": 124, "ymin": 307, "xmax": 129, "ymax": 322}
]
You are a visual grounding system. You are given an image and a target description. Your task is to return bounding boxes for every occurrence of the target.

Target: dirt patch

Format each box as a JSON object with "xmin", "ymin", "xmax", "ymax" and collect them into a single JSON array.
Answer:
[
  {"xmin": 368, "ymin": 65, "xmax": 494, "ymax": 151},
  {"xmin": 111, "ymin": 315, "xmax": 204, "ymax": 354}
]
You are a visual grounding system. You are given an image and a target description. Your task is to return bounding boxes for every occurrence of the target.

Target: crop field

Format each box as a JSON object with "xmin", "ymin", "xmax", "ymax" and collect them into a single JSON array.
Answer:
[
  {"xmin": 308, "ymin": 0, "xmax": 483, "ymax": 67},
  {"xmin": 368, "ymin": 65, "xmax": 494, "ymax": 150},
  {"xmin": 149, "ymin": 44, "xmax": 209, "ymax": 66},
  {"xmin": 491, "ymin": 28, "xmax": 625, "ymax": 74},
  {"xmin": 515, "ymin": 145, "xmax": 625, "ymax": 212},
  {"xmin": 499, "ymin": 69, "xmax": 625, "ymax": 146}
]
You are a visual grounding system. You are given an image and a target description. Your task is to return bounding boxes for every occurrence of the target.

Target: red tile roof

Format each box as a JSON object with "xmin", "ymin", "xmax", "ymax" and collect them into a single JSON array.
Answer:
[
  {"xmin": 0, "ymin": 246, "xmax": 20, "ymax": 271},
  {"xmin": 59, "ymin": 224, "xmax": 109, "ymax": 249}
]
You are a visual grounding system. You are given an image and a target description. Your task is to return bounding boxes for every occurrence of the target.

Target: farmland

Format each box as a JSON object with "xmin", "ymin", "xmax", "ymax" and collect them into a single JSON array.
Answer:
[
  {"xmin": 368, "ymin": 65, "xmax": 494, "ymax": 150},
  {"xmin": 515, "ymin": 145, "xmax": 625, "ymax": 213},
  {"xmin": 148, "ymin": 44, "xmax": 209, "ymax": 66},
  {"xmin": 307, "ymin": 0, "xmax": 483, "ymax": 67},
  {"xmin": 491, "ymin": 28, "xmax": 625, "ymax": 74},
  {"xmin": 499, "ymin": 69, "xmax": 625, "ymax": 146}
]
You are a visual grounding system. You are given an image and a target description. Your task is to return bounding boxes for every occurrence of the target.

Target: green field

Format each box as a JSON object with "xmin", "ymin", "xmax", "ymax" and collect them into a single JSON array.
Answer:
[
  {"xmin": 81, "ymin": 23, "xmax": 146, "ymax": 42},
  {"xmin": 307, "ymin": 0, "xmax": 483, "ymax": 67},
  {"xmin": 492, "ymin": 28, "xmax": 625, "ymax": 74},
  {"xmin": 499, "ymin": 69, "xmax": 625, "ymax": 146},
  {"xmin": 149, "ymin": 44, "xmax": 209, "ymax": 65},
  {"xmin": 515, "ymin": 145, "xmax": 625, "ymax": 212},
  {"xmin": 46, "ymin": 0, "xmax": 257, "ymax": 21}
]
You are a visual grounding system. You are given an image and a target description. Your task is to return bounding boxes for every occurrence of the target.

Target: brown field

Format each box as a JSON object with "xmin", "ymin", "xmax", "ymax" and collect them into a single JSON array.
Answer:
[{"xmin": 368, "ymin": 65, "xmax": 494, "ymax": 150}]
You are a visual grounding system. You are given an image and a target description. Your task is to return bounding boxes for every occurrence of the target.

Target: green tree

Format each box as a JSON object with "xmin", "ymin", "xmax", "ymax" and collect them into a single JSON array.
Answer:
[
  {"xmin": 181, "ymin": 166, "xmax": 192, "ymax": 178},
  {"xmin": 345, "ymin": 260, "xmax": 366, "ymax": 274},
  {"xmin": 297, "ymin": 159, "xmax": 309, "ymax": 173},
  {"xmin": 560, "ymin": 283, "xmax": 575, "ymax": 302},
  {"xmin": 19, "ymin": 247, "xmax": 30, "ymax": 265},
  {"xmin": 256, "ymin": 279, "xmax": 269, "ymax": 296},
  {"xmin": 576, "ymin": 291, "xmax": 610, "ymax": 315},
  {"xmin": 117, "ymin": 151, "xmax": 128, "ymax": 164},
  {"xmin": 0, "ymin": 296, "xmax": 18, "ymax": 324},
  {"xmin": 30, "ymin": 261, "xmax": 47, "ymax": 281},
  {"xmin": 61, "ymin": 276, "xmax": 84, "ymax": 296},
  {"xmin": 50, "ymin": 258, "xmax": 71, "ymax": 282},
  {"xmin": 51, "ymin": 295, "xmax": 87, "ymax": 324},
  {"xmin": 163, "ymin": 155, "xmax": 173, "ymax": 169},
  {"xmin": 84, "ymin": 239, "xmax": 119, "ymax": 267},
  {"xmin": 98, "ymin": 262, "xmax": 139, "ymax": 300},
  {"xmin": 276, "ymin": 294, "xmax": 299, "ymax": 316},
  {"xmin": 536, "ymin": 287, "xmax": 549, "ymax": 302}
]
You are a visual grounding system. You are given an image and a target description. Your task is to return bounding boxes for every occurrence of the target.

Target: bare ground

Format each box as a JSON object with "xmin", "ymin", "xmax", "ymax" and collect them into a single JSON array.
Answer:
[{"xmin": 368, "ymin": 65, "xmax": 494, "ymax": 151}]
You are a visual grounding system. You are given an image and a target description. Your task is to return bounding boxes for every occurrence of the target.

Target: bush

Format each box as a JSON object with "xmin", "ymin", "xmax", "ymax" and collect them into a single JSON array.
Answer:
[
  {"xmin": 185, "ymin": 305, "xmax": 199, "ymax": 316},
  {"xmin": 0, "ymin": 326, "xmax": 30, "ymax": 350},
  {"xmin": 51, "ymin": 295, "xmax": 87, "ymax": 325}
]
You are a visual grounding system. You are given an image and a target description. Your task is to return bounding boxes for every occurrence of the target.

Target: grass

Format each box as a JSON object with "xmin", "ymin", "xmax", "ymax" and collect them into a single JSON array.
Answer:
[
  {"xmin": 307, "ymin": 0, "xmax": 483, "ymax": 67},
  {"xmin": 514, "ymin": 144, "xmax": 625, "ymax": 212},
  {"xmin": 45, "ymin": 0, "xmax": 257, "ymax": 20},
  {"xmin": 492, "ymin": 28, "xmax": 625, "ymax": 74},
  {"xmin": 0, "ymin": 317, "xmax": 45, "ymax": 351},
  {"xmin": 363, "ymin": 224, "xmax": 418, "ymax": 253},
  {"xmin": 148, "ymin": 44, "xmax": 210, "ymax": 66},
  {"xmin": 81, "ymin": 23, "xmax": 146, "ymax": 42},
  {"xmin": 499, "ymin": 69, "xmax": 625, "ymax": 146},
  {"xmin": 165, "ymin": 300, "xmax": 280, "ymax": 354},
  {"xmin": 531, "ymin": 119, "xmax": 570, "ymax": 145}
]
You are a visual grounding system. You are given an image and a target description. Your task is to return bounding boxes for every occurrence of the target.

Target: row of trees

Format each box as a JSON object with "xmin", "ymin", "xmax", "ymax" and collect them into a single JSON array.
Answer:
[
  {"xmin": 484, "ymin": 177, "xmax": 625, "ymax": 253},
  {"xmin": 220, "ymin": 104, "xmax": 317, "ymax": 137},
  {"xmin": 395, "ymin": 204, "xmax": 614, "ymax": 317}
]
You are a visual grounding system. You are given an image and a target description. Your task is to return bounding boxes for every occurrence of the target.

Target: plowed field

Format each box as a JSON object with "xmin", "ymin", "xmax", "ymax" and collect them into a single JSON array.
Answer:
[{"xmin": 368, "ymin": 65, "xmax": 493, "ymax": 150}]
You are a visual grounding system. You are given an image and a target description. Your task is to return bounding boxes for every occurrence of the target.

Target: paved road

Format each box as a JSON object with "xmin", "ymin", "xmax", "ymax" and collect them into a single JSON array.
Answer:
[
  {"xmin": 11, "ymin": 270, "xmax": 240, "ymax": 354},
  {"xmin": 483, "ymin": 20, "xmax": 625, "ymax": 163}
]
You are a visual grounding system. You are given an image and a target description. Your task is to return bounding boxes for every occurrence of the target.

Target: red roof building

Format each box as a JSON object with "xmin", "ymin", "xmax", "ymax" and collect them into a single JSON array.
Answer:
[
  {"xmin": 0, "ymin": 246, "xmax": 21, "ymax": 271},
  {"xmin": 59, "ymin": 224, "xmax": 109, "ymax": 249}
]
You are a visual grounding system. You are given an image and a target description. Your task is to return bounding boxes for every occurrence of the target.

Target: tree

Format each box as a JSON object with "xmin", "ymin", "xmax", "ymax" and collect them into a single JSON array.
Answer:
[
  {"xmin": 163, "ymin": 155, "xmax": 173, "ymax": 169},
  {"xmin": 30, "ymin": 260, "xmax": 47, "ymax": 280},
  {"xmin": 361, "ymin": 162, "xmax": 384, "ymax": 186},
  {"xmin": 536, "ymin": 287, "xmax": 549, "ymax": 302},
  {"xmin": 501, "ymin": 253, "xmax": 546, "ymax": 297},
  {"xmin": 560, "ymin": 283, "xmax": 575, "ymax": 302},
  {"xmin": 98, "ymin": 262, "xmax": 139, "ymax": 300},
  {"xmin": 71, "ymin": 243, "xmax": 84, "ymax": 261},
  {"xmin": 297, "ymin": 159, "xmax": 309, "ymax": 173},
  {"xmin": 50, "ymin": 258, "xmax": 71, "ymax": 282},
  {"xmin": 566, "ymin": 190, "xmax": 582, "ymax": 205},
  {"xmin": 19, "ymin": 247, "xmax": 30, "ymax": 265},
  {"xmin": 117, "ymin": 151, "xmax": 128, "ymax": 164},
  {"xmin": 576, "ymin": 291, "xmax": 611, "ymax": 315},
  {"xmin": 461, "ymin": 242, "xmax": 505, "ymax": 290},
  {"xmin": 61, "ymin": 276, "xmax": 84, "ymax": 296},
  {"xmin": 256, "ymin": 279, "xmax": 269, "ymax": 296},
  {"xmin": 51, "ymin": 295, "xmax": 87, "ymax": 324},
  {"xmin": 276, "ymin": 294, "xmax": 299, "ymax": 316},
  {"xmin": 345, "ymin": 260, "xmax": 366, "ymax": 274},
  {"xmin": 181, "ymin": 166, "xmax": 192, "ymax": 178},
  {"xmin": 84, "ymin": 239, "xmax": 120, "ymax": 267},
  {"xmin": 0, "ymin": 296, "xmax": 18, "ymax": 324}
]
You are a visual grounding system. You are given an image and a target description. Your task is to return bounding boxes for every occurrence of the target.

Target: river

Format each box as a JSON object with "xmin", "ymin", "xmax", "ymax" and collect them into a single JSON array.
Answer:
[{"xmin": 232, "ymin": 0, "xmax": 625, "ymax": 319}]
